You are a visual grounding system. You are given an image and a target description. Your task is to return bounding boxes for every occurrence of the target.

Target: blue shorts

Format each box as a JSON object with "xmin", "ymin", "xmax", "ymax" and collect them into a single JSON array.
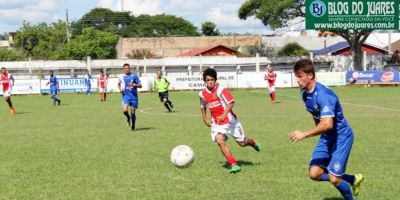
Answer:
[
  {"xmin": 309, "ymin": 133, "xmax": 354, "ymax": 176},
  {"xmin": 122, "ymin": 98, "xmax": 138, "ymax": 109},
  {"xmin": 50, "ymin": 87, "xmax": 58, "ymax": 95}
]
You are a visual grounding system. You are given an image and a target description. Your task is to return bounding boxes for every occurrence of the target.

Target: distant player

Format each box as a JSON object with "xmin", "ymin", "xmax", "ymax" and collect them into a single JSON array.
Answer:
[
  {"xmin": 199, "ymin": 68, "xmax": 260, "ymax": 173},
  {"xmin": 98, "ymin": 70, "xmax": 108, "ymax": 101},
  {"xmin": 153, "ymin": 70, "xmax": 173, "ymax": 112},
  {"xmin": 264, "ymin": 65, "xmax": 277, "ymax": 103},
  {"xmin": 46, "ymin": 70, "xmax": 61, "ymax": 106},
  {"xmin": 118, "ymin": 63, "xmax": 142, "ymax": 131},
  {"xmin": 289, "ymin": 59, "xmax": 364, "ymax": 200},
  {"xmin": 84, "ymin": 70, "xmax": 92, "ymax": 95},
  {"xmin": 1, "ymin": 67, "xmax": 16, "ymax": 114}
]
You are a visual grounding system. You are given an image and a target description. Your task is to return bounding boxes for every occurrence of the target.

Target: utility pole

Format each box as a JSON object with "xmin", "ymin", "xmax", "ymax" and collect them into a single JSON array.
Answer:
[{"xmin": 65, "ymin": 9, "xmax": 70, "ymax": 43}]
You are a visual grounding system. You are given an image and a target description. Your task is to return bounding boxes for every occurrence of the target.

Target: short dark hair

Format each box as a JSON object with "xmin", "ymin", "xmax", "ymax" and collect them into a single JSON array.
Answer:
[
  {"xmin": 293, "ymin": 58, "xmax": 316, "ymax": 79},
  {"xmin": 100, "ymin": 70, "xmax": 104, "ymax": 73},
  {"xmin": 123, "ymin": 63, "xmax": 130, "ymax": 68},
  {"xmin": 1, "ymin": 67, "xmax": 5, "ymax": 70},
  {"xmin": 203, "ymin": 68, "xmax": 217, "ymax": 81}
]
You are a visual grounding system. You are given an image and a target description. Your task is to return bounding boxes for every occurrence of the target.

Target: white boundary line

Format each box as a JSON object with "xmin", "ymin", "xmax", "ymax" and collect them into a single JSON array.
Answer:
[{"xmin": 278, "ymin": 94, "xmax": 400, "ymax": 112}]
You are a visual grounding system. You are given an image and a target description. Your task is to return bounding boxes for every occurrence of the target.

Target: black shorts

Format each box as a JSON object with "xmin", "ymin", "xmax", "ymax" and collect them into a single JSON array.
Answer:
[{"xmin": 158, "ymin": 91, "xmax": 169, "ymax": 102}]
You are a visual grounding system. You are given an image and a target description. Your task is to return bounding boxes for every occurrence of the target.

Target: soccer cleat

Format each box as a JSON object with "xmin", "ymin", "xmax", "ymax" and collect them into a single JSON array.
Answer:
[
  {"xmin": 126, "ymin": 121, "xmax": 131, "ymax": 127},
  {"xmin": 253, "ymin": 144, "xmax": 261, "ymax": 152},
  {"xmin": 352, "ymin": 174, "xmax": 364, "ymax": 196},
  {"xmin": 229, "ymin": 165, "xmax": 241, "ymax": 173},
  {"xmin": 57, "ymin": 100, "xmax": 61, "ymax": 106},
  {"xmin": 9, "ymin": 107, "xmax": 16, "ymax": 115}
]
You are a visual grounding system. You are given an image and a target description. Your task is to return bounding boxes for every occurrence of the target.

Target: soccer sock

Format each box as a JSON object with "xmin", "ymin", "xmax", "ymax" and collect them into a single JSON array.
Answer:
[
  {"xmin": 123, "ymin": 111, "xmax": 130, "ymax": 122},
  {"xmin": 269, "ymin": 93, "xmax": 272, "ymax": 100},
  {"xmin": 272, "ymin": 92, "xmax": 276, "ymax": 101},
  {"xmin": 164, "ymin": 103, "xmax": 171, "ymax": 111},
  {"xmin": 342, "ymin": 174, "xmax": 356, "ymax": 185},
  {"xmin": 318, "ymin": 173, "xmax": 330, "ymax": 181},
  {"xmin": 52, "ymin": 97, "xmax": 56, "ymax": 105},
  {"xmin": 226, "ymin": 154, "xmax": 238, "ymax": 166},
  {"xmin": 104, "ymin": 93, "xmax": 106, "ymax": 101},
  {"xmin": 335, "ymin": 181, "xmax": 353, "ymax": 200},
  {"xmin": 131, "ymin": 113, "xmax": 136, "ymax": 129},
  {"xmin": 247, "ymin": 138, "xmax": 256, "ymax": 147}
]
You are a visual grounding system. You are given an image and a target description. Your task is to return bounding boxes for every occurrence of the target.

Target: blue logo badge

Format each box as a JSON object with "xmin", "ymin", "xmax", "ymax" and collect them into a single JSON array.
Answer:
[{"xmin": 310, "ymin": 0, "xmax": 326, "ymax": 17}]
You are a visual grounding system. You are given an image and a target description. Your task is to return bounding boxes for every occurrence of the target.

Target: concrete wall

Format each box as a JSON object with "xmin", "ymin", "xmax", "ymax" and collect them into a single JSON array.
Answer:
[{"xmin": 116, "ymin": 35, "xmax": 261, "ymax": 58}]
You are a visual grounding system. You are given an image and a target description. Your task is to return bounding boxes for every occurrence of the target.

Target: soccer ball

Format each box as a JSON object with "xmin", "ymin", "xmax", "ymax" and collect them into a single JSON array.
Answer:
[{"xmin": 170, "ymin": 145, "xmax": 195, "ymax": 168}]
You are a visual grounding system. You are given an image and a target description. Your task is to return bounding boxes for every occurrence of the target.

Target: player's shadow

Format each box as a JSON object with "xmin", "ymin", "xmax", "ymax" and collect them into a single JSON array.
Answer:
[
  {"xmin": 222, "ymin": 160, "xmax": 254, "ymax": 169},
  {"xmin": 135, "ymin": 127, "xmax": 156, "ymax": 131},
  {"xmin": 15, "ymin": 112, "xmax": 30, "ymax": 115},
  {"xmin": 323, "ymin": 197, "xmax": 344, "ymax": 200}
]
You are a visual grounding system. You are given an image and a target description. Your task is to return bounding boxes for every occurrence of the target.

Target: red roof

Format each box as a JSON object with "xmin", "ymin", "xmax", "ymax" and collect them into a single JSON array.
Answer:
[{"xmin": 181, "ymin": 45, "xmax": 237, "ymax": 56}]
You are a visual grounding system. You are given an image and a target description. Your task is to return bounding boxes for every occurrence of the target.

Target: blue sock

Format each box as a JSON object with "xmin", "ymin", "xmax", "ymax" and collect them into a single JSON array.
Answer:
[
  {"xmin": 52, "ymin": 97, "xmax": 56, "ymax": 105},
  {"xmin": 335, "ymin": 181, "xmax": 353, "ymax": 200},
  {"xmin": 131, "ymin": 113, "xmax": 136, "ymax": 129},
  {"xmin": 123, "ymin": 111, "xmax": 130, "ymax": 122},
  {"xmin": 342, "ymin": 174, "xmax": 355, "ymax": 185},
  {"xmin": 319, "ymin": 173, "xmax": 329, "ymax": 181}
]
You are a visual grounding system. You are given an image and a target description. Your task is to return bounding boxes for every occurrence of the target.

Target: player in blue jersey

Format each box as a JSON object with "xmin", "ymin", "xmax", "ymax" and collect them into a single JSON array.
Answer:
[
  {"xmin": 289, "ymin": 59, "xmax": 364, "ymax": 200},
  {"xmin": 46, "ymin": 70, "xmax": 61, "ymax": 106},
  {"xmin": 84, "ymin": 70, "xmax": 92, "ymax": 95},
  {"xmin": 118, "ymin": 63, "xmax": 142, "ymax": 131}
]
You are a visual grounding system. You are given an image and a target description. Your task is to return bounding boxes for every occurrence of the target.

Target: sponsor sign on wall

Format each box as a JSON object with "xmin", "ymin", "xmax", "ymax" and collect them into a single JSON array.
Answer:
[
  {"xmin": 40, "ymin": 78, "xmax": 98, "ymax": 93},
  {"xmin": 166, "ymin": 73, "xmax": 237, "ymax": 90},
  {"xmin": 237, "ymin": 72, "xmax": 292, "ymax": 88},
  {"xmin": 346, "ymin": 71, "xmax": 399, "ymax": 83},
  {"xmin": 0, "ymin": 79, "xmax": 41, "ymax": 95}
]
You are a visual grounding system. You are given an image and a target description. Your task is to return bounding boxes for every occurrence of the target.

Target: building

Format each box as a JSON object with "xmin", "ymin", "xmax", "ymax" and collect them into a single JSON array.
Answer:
[
  {"xmin": 312, "ymin": 41, "xmax": 388, "ymax": 55},
  {"xmin": 180, "ymin": 45, "xmax": 238, "ymax": 56}
]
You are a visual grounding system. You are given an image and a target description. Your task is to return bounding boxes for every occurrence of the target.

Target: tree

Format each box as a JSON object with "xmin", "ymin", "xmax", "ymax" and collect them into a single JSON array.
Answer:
[
  {"xmin": 14, "ymin": 20, "xmax": 69, "ymax": 60},
  {"xmin": 62, "ymin": 28, "xmax": 119, "ymax": 60},
  {"xmin": 278, "ymin": 42, "xmax": 308, "ymax": 56},
  {"xmin": 122, "ymin": 14, "xmax": 200, "ymax": 37},
  {"xmin": 71, "ymin": 8, "xmax": 131, "ymax": 36},
  {"xmin": 0, "ymin": 48, "xmax": 26, "ymax": 61},
  {"xmin": 238, "ymin": 0, "xmax": 371, "ymax": 70},
  {"xmin": 201, "ymin": 21, "xmax": 220, "ymax": 36}
]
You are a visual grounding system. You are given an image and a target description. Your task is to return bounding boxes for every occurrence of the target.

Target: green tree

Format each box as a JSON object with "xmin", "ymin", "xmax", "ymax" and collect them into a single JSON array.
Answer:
[
  {"xmin": 62, "ymin": 28, "xmax": 119, "ymax": 60},
  {"xmin": 123, "ymin": 14, "xmax": 200, "ymax": 37},
  {"xmin": 238, "ymin": 0, "xmax": 371, "ymax": 70},
  {"xmin": 277, "ymin": 42, "xmax": 308, "ymax": 56},
  {"xmin": 14, "ymin": 20, "xmax": 68, "ymax": 60},
  {"xmin": 71, "ymin": 8, "xmax": 131, "ymax": 36},
  {"xmin": 0, "ymin": 48, "xmax": 26, "ymax": 61},
  {"xmin": 201, "ymin": 21, "xmax": 220, "ymax": 36}
]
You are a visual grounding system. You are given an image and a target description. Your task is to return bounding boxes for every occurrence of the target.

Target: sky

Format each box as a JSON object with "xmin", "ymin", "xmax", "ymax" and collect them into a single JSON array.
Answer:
[{"xmin": 0, "ymin": 0, "xmax": 272, "ymax": 34}]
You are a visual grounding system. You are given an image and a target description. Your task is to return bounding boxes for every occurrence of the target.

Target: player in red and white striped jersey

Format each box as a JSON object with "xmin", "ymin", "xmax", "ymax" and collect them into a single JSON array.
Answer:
[
  {"xmin": 199, "ymin": 68, "xmax": 260, "ymax": 173},
  {"xmin": 264, "ymin": 65, "xmax": 277, "ymax": 103},
  {"xmin": 1, "ymin": 67, "xmax": 16, "ymax": 114},
  {"xmin": 98, "ymin": 70, "xmax": 108, "ymax": 101}
]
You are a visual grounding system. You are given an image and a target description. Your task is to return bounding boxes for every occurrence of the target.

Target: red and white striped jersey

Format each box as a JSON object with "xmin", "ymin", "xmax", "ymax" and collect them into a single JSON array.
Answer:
[
  {"xmin": 99, "ymin": 75, "xmax": 108, "ymax": 88},
  {"xmin": 264, "ymin": 71, "xmax": 277, "ymax": 87},
  {"xmin": 1, "ymin": 73, "xmax": 13, "ymax": 91},
  {"xmin": 199, "ymin": 84, "xmax": 237, "ymax": 125}
]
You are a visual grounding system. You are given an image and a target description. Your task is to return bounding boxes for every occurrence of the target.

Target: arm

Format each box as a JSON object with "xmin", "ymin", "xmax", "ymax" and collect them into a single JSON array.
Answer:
[
  {"xmin": 216, "ymin": 102, "xmax": 234, "ymax": 123},
  {"xmin": 10, "ymin": 75, "xmax": 14, "ymax": 86},
  {"xmin": 201, "ymin": 107, "xmax": 211, "ymax": 127},
  {"xmin": 131, "ymin": 82, "xmax": 142, "ymax": 88},
  {"xmin": 289, "ymin": 117, "xmax": 334, "ymax": 143},
  {"xmin": 118, "ymin": 79, "xmax": 122, "ymax": 93}
]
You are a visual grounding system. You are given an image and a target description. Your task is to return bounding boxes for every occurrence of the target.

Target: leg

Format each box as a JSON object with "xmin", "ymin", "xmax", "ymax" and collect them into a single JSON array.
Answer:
[
  {"xmin": 130, "ymin": 107, "xmax": 136, "ymax": 130},
  {"xmin": 236, "ymin": 137, "xmax": 260, "ymax": 152},
  {"xmin": 122, "ymin": 104, "xmax": 131, "ymax": 127},
  {"xmin": 215, "ymin": 133, "xmax": 240, "ymax": 173},
  {"xmin": 329, "ymin": 174, "xmax": 353, "ymax": 200},
  {"xmin": 309, "ymin": 166, "xmax": 329, "ymax": 181},
  {"xmin": 163, "ymin": 98, "xmax": 171, "ymax": 112},
  {"xmin": 5, "ymin": 96, "xmax": 15, "ymax": 114}
]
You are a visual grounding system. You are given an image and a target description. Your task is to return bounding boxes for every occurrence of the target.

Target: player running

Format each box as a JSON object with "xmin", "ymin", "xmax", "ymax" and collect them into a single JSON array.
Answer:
[
  {"xmin": 98, "ymin": 70, "xmax": 108, "ymax": 101},
  {"xmin": 264, "ymin": 65, "xmax": 277, "ymax": 103},
  {"xmin": 118, "ymin": 63, "xmax": 142, "ymax": 131},
  {"xmin": 84, "ymin": 70, "xmax": 92, "ymax": 95},
  {"xmin": 289, "ymin": 59, "xmax": 364, "ymax": 200},
  {"xmin": 46, "ymin": 70, "xmax": 61, "ymax": 106},
  {"xmin": 1, "ymin": 67, "xmax": 16, "ymax": 114},
  {"xmin": 199, "ymin": 68, "xmax": 260, "ymax": 173},
  {"xmin": 153, "ymin": 70, "xmax": 173, "ymax": 112}
]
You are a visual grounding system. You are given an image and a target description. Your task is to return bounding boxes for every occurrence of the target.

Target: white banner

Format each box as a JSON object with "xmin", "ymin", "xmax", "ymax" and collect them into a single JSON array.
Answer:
[
  {"xmin": 0, "ymin": 79, "xmax": 41, "ymax": 95},
  {"xmin": 40, "ymin": 78, "xmax": 98, "ymax": 93},
  {"xmin": 237, "ymin": 72, "xmax": 292, "ymax": 88},
  {"xmin": 107, "ymin": 77, "xmax": 151, "ymax": 92},
  {"xmin": 165, "ymin": 73, "xmax": 237, "ymax": 90},
  {"xmin": 291, "ymin": 72, "xmax": 346, "ymax": 87}
]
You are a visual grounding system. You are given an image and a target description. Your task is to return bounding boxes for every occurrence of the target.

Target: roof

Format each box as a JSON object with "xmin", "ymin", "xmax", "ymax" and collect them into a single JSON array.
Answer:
[
  {"xmin": 180, "ymin": 45, "xmax": 237, "ymax": 56},
  {"xmin": 312, "ymin": 41, "xmax": 388, "ymax": 55}
]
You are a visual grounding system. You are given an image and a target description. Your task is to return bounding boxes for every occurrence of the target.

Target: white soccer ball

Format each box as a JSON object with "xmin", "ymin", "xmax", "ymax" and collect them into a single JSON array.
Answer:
[{"xmin": 170, "ymin": 145, "xmax": 195, "ymax": 168}]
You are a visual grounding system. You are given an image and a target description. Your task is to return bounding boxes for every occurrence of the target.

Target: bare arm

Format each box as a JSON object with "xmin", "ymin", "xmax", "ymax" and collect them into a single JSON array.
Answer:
[
  {"xmin": 201, "ymin": 107, "xmax": 211, "ymax": 127},
  {"xmin": 289, "ymin": 117, "xmax": 334, "ymax": 143},
  {"xmin": 216, "ymin": 102, "xmax": 234, "ymax": 123}
]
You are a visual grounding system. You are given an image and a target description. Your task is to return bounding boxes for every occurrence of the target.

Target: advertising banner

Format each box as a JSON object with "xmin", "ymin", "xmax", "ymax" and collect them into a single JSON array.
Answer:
[
  {"xmin": 166, "ymin": 73, "xmax": 237, "ymax": 90},
  {"xmin": 306, "ymin": 0, "xmax": 399, "ymax": 30},
  {"xmin": 237, "ymin": 72, "xmax": 292, "ymax": 88},
  {"xmin": 0, "ymin": 79, "xmax": 41, "ymax": 95},
  {"xmin": 40, "ymin": 78, "xmax": 98, "ymax": 93},
  {"xmin": 346, "ymin": 71, "xmax": 400, "ymax": 83}
]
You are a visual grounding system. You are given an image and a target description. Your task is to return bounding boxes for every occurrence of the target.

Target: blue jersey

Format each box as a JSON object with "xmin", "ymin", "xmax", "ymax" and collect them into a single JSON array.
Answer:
[
  {"xmin": 84, "ymin": 74, "xmax": 92, "ymax": 86},
  {"xmin": 301, "ymin": 82, "xmax": 353, "ymax": 140},
  {"xmin": 119, "ymin": 72, "xmax": 141, "ymax": 100},
  {"xmin": 49, "ymin": 76, "xmax": 58, "ymax": 88}
]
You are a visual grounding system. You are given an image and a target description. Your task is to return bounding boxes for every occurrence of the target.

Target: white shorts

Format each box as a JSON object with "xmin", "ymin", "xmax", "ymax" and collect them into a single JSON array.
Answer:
[
  {"xmin": 3, "ymin": 89, "xmax": 12, "ymax": 97},
  {"xmin": 211, "ymin": 121, "xmax": 245, "ymax": 143},
  {"xmin": 99, "ymin": 88, "xmax": 107, "ymax": 93},
  {"xmin": 267, "ymin": 86, "xmax": 275, "ymax": 93}
]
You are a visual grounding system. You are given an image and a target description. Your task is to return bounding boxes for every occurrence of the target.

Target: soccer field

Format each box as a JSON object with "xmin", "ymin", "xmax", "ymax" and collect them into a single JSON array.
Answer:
[{"xmin": 1, "ymin": 86, "xmax": 399, "ymax": 199}]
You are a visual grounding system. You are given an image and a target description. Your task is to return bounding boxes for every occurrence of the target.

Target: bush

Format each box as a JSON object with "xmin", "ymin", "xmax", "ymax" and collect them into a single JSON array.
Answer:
[{"xmin": 277, "ymin": 42, "xmax": 309, "ymax": 56}]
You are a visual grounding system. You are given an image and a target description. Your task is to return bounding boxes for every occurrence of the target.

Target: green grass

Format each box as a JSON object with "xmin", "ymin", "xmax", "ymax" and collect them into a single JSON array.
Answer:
[{"xmin": 0, "ymin": 86, "xmax": 399, "ymax": 199}]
